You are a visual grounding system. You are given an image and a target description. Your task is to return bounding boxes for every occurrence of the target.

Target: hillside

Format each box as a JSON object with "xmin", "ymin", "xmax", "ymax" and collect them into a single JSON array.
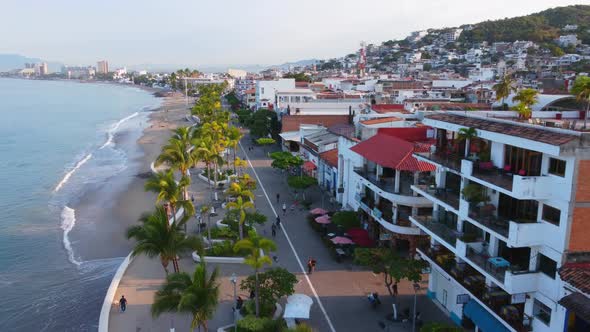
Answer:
[
  {"xmin": 460, "ymin": 5, "xmax": 590, "ymax": 44},
  {"xmin": 0, "ymin": 54, "xmax": 62, "ymax": 72}
]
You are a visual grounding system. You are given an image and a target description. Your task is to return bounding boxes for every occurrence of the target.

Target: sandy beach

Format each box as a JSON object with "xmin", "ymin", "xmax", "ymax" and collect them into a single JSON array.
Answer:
[{"xmin": 72, "ymin": 91, "xmax": 193, "ymax": 261}]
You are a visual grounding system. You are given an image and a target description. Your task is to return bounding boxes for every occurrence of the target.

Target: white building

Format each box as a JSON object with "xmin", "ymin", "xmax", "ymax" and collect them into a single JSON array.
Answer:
[
  {"xmin": 255, "ymin": 78, "xmax": 295, "ymax": 109},
  {"xmin": 411, "ymin": 112, "xmax": 590, "ymax": 332},
  {"xmin": 228, "ymin": 68, "xmax": 247, "ymax": 79},
  {"xmin": 558, "ymin": 35, "xmax": 580, "ymax": 47}
]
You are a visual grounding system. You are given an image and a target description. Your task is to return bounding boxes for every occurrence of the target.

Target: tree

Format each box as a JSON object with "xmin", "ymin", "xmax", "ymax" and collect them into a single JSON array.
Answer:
[
  {"xmin": 250, "ymin": 109, "xmax": 279, "ymax": 138},
  {"xmin": 225, "ymin": 182, "xmax": 254, "ymax": 202},
  {"xmin": 227, "ymin": 196, "xmax": 255, "ymax": 239},
  {"xmin": 270, "ymin": 151, "xmax": 303, "ymax": 170},
  {"xmin": 512, "ymin": 88, "xmax": 539, "ymax": 119},
  {"xmin": 127, "ymin": 206, "xmax": 203, "ymax": 274},
  {"xmin": 240, "ymin": 268, "xmax": 297, "ymax": 316},
  {"xmin": 144, "ymin": 170, "xmax": 193, "ymax": 225},
  {"xmin": 156, "ymin": 138, "xmax": 194, "ymax": 200},
  {"xmin": 234, "ymin": 231, "xmax": 277, "ymax": 317},
  {"xmin": 354, "ymin": 248, "xmax": 427, "ymax": 299},
  {"xmin": 287, "ymin": 175, "xmax": 317, "ymax": 200},
  {"xmin": 457, "ymin": 127, "xmax": 478, "ymax": 158},
  {"xmin": 193, "ymin": 136, "xmax": 217, "ymax": 189},
  {"xmin": 282, "ymin": 72, "xmax": 312, "ymax": 82},
  {"xmin": 492, "ymin": 75, "xmax": 516, "ymax": 108},
  {"xmin": 571, "ymin": 75, "xmax": 590, "ymax": 129},
  {"xmin": 201, "ymin": 204, "xmax": 212, "ymax": 242},
  {"xmin": 152, "ymin": 261, "xmax": 219, "ymax": 332},
  {"xmin": 226, "ymin": 126, "xmax": 243, "ymax": 172},
  {"xmin": 234, "ymin": 157, "xmax": 248, "ymax": 176},
  {"xmin": 256, "ymin": 137, "xmax": 276, "ymax": 146}
]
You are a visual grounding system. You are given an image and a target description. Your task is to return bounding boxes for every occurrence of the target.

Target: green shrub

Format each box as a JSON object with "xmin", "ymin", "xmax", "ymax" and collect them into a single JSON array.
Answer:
[
  {"xmin": 307, "ymin": 214, "xmax": 323, "ymax": 232},
  {"xmin": 209, "ymin": 227, "xmax": 238, "ymax": 240},
  {"xmin": 331, "ymin": 211, "xmax": 360, "ymax": 230},
  {"xmin": 256, "ymin": 137, "xmax": 276, "ymax": 146},
  {"xmin": 202, "ymin": 168, "xmax": 234, "ymax": 181},
  {"xmin": 236, "ymin": 315, "xmax": 277, "ymax": 332},
  {"xmin": 287, "ymin": 175, "xmax": 317, "ymax": 190},
  {"xmin": 241, "ymin": 299, "xmax": 275, "ymax": 318},
  {"xmin": 420, "ymin": 322, "xmax": 462, "ymax": 332},
  {"xmin": 206, "ymin": 240, "xmax": 239, "ymax": 257}
]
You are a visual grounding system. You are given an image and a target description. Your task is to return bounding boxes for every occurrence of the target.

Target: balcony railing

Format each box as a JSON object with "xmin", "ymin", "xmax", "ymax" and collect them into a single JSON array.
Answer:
[
  {"xmin": 413, "ymin": 185, "xmax": 460, "ymax": 210},
  {"xmin": 468, "ymin": 204, "xmax": 510, "ymax": 238},
  {"xmin": 415, "ymin": 150, "xmax": 462, "ymax": 171},
  {"xmin": 471, "ymin": 166, "xmax": 513, "ymax": 191},
  {"xmin": 411, "ymin": 215, "xmax": 460, "ymax": 247},
  {"xmin": 354, "ymin": 168, "xmax": 415, "ymax": 195},
  {"xmin": 419, "ymin": 245, "xmax": 532, "ymax": 332}
]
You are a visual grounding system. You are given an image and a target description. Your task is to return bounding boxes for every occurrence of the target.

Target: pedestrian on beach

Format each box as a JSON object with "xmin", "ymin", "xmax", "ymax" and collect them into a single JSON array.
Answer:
[
  {"xmin": 271, "ymin": 224, "xmax": 277, "ymax": 237},
  {"xmin": 282, "ymin": 203, "xmax": 287, "ymax": 215},
  {"xmin": 276, "ymin": 193, "xmax": 280, "ymax": 203},
  {"xmin": 393, "ymin": 282, "xmax": 398, "ymax": 296},
  {"xmin": 307, "ymin": 258, "xmax": 313, "ymax": 274},
  {"xmin": 119, "ymin": 295, "xmax": 127, "ymax": 312},
  {"xmin": 275, "ymin": 216, "xmax": 281, "ymax": 229}
]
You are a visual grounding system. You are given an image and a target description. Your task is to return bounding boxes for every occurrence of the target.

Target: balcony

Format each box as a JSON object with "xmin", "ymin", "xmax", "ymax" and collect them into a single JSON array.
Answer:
[
  {"xmin": 414, "ymin": 150, "xmax": 462, "ymax": 172},
  {"xmin": 355, "ymin": 168, "xmax": 433, "ymax": 206},
  {"xmin": 419, "ymin": 245, "xmax": 532, "ymax": 332},
  {"xmin": 410, "ymin": 215, "xmax": 461, "ymax": 248},
  {"xmin": 372, "ymin": 206, "xmax": 422, "ymax": 236},
  {"xmin": 412, "ymin": 184, "xmax": 460, "ymax": 211}
]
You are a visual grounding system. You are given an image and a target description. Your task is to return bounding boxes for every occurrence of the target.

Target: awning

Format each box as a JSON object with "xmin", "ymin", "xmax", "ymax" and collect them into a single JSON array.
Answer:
[
  {"xmin": 463, "ymin": 300, "xmax": 510, "ymax": 332},
  {"xmin": 303, "ymin": 161, "xmax": 317, "ymax": 171},
  {"xmin": 559, "ymin": 292, "xmax": 590, "ymax": 322},
  {"xmin": 279, "ymin": 131, "xmax": 301, "ymax": 142}
]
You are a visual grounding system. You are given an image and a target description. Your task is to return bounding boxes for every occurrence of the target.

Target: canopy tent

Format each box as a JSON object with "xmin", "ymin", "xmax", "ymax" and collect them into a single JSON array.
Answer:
[
  {"xmin": 315, "ymin": 215, "xmax": 331, "ymax": 224},
  {"xmin": 283, "ymin": 294, "xmax": 313, "ymax": 319},
  {"xmin": 310, "ymin": 208, "xmax": 328, "ymax": 215},
  {"xmin": 463, "ymin": 300, "xmax": 510, "ymax": 332}
]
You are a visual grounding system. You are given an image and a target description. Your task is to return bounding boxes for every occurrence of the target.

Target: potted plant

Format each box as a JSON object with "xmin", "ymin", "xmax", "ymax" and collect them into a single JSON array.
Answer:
[{"xmin": 461, "ymin": 184, "xmax": 489, "ymax": 207}]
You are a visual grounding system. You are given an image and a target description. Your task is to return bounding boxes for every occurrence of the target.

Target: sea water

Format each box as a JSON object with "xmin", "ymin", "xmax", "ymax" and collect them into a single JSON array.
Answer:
[{"xmin": 0, "ymin": 78, "xmax": 160, "ymax": 331}]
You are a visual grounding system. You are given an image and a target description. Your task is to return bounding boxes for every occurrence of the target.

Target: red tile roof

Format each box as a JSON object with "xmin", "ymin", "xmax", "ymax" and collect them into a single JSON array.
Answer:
[
  {"xmin": 319, "ymin": 149, "xmax": 338, "ymax": 168},
  {"xmin": 244, "ymin": 88, "xmax": 255, "ymax": 94},
  {"xmin": 351, "ymin": 131, "xmax": 435, "ymax": 172},
  {"xmin": 281, "ymin": 115, "xmax": 350, "ymax": 133},
  {"xmin": 295, "ymin": 82, "xmax": 310, "ymax": 88},
  {"xmin": 360, "ymin": 117, "xmax": 402, "ymax": 125},
  {"xmin": 371, "ymin": 104, "xmax": 405, "ymax": 114},
  {"xmin": 560, "ymin": 263, "xmax": 590, "ymax": 294}
]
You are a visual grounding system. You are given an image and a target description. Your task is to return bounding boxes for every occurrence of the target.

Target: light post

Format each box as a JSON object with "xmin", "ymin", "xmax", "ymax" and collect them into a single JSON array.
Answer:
[
  {"xmin": 230, "ymin": 273, "xmax": 237, "ymax": 332},
  {"xmin": 412, "ymin": 282, "xmax": 420, "ymax": 332}
]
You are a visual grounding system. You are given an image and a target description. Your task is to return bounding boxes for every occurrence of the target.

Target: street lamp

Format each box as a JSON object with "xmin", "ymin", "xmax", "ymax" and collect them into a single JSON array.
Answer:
[
  {"xmin": 230, "ymin": 273, "xmax": 238, "ymax": 332},
  {"xmin": 412, "ymin": 282, "xmax": 420, "ymax": 332}
]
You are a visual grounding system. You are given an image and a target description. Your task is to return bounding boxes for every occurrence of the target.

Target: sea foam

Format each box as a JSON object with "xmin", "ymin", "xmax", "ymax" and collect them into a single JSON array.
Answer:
[
  {"xmin": 53, "ymin": 153, "xmax": 92, "ymax": 193},
  {"xmin": 61, "ymin": 206, "xmax": 81, "ymax": 266},
  {"xmin": 99, "ymin": 112, "xmax": 139, "ymax": 149}
]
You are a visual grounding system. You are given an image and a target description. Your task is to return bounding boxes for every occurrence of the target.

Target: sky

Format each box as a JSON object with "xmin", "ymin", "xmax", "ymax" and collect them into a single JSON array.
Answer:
[{"xmin": 1, "ymin": 0, "xmax": 589, "ymax": 68}]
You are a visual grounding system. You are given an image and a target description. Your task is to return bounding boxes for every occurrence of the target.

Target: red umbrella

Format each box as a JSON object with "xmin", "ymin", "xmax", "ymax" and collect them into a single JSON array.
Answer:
[
  {"xmin": 310, "ymin": 208, "xmax": 328, "ymax": 215},
  {"xmin": 347, "ymin": 228, "xmax": 368, "ymax": 237},
  {"xmin": 315, "ymin": 215, "xmax": 331, "ymax": 224},
  {"xmin": 331, "ymin": 236, "xmax": 354, "ymax": 245}
]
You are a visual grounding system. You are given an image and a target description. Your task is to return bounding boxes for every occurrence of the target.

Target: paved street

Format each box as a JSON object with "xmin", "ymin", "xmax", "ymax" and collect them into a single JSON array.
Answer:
[{"xmin": 108, "ymin": 123, "xmax": 453, "ymax": 332}]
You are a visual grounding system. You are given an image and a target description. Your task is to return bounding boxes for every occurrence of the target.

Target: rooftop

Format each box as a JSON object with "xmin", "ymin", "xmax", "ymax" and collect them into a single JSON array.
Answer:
[
  {"xmin": 371, "ymin": 104, "xmax": 405, "ymax": 114},
  {"xmin": 281, "ymin": 115, "xmax": 349, "ymax": 133},
  {"xmin": 424, "ymin": 113, "xmax": 578, "ymax": 146},
  {"xmin": 360, "ymin": 117, "xmax": 403, "ymax": 125},
  {"xmin": 319, "ymin": 149, "xmax": 338, "ymax": 168}
]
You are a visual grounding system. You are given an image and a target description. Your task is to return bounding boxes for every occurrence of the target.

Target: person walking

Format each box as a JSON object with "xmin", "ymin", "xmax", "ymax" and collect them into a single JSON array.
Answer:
[
  {"xmin": 276, "ymin": 193, "xmax": 280, "ymax": 204},
  {"xmin": 271, "ymin": 224, "xmax": 277, "ymax": 237},
  {"xmin": 311, "ymin": 257, "xmax": 317, "ymax": 272},
  {"xmin": 307, "ymin": 258, "xmax": 313, "ymax": 274},
  {"xmin": 275, "ymin": 216, "xmax": 281, "ymax": 229},
  {"xmin": 282, "ymin": 203, "xmax": 287, "ymax": 216},
  {"xmin": 119, "ymin": 295, "xmax": 127, "ymax": 312}
]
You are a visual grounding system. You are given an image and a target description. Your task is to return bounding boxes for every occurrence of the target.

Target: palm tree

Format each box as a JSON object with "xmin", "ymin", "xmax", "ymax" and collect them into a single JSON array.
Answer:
[
  {"xmin": 145, "ymin": 171, "xmax": 193, "ymax": 225},
  {"xmin": 493, "ymin": 75, "xmax": 516, "ymax": 108},
  {"xmin": 572, "ymin": 76, "xmax": 590, "ymax": 129},
  {"xmin": 225, "ymin": 182, "xmax": 254, "ymax": 202},
  {"xmin": 226, "ymin": 126, "xmax": 243, "ymax": 172},
  {"xmin": 156, "ymin": 139, "xmax": 194, "ymax": 200},
  {"xmin": 152, "ymin": 261, "xmax": 219, "ymax": 332},
  {"xmin": 127, "ymin": 206, "xmax": 203, "ymax": 274},
  {"xmin": 200, "ymin": 205, "xmax": 212, "ymax": 242},
  {"xmin": 234, "ymin": 231, "xmax": 277, "ymax": 317},
  {"xmin": 234, "ymin": 157, "xmax": 248, "ymax": 177},
  {"xmin": 457, "ymin": 127, "xmax": 477, "ymax": 158},
  {"xmin": 512, "ymin": 88, "xmax": 538, "ymax": 119},
  {"xmin": 227, "ymin": 196, "xmax": 254, "ymax": 240}
]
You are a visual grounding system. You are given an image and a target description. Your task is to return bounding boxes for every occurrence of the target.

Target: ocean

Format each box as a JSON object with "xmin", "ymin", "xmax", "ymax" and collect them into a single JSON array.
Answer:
[{"xmin": 0, "ymin": 78, "xmax": 160, "ymax": 331}]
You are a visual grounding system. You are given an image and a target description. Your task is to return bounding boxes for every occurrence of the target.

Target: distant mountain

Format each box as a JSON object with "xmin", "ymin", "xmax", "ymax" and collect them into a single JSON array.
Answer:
[
  {"xmin": 460, "ymin": 5, "xmax": 590, "ymax": 44},
  {"xmin": 266, "ymin": 59, "xmax": 318, "ymax": 71},
  {"xmin": 0, "ymin": 54, "xmax": 62, "ymax": 73}
]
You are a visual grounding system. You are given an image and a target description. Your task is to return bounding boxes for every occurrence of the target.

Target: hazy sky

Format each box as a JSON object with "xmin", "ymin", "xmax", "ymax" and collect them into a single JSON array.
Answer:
[{"xmin": 1, "ymin": 0, "xmax": 589, "ymax": 67}]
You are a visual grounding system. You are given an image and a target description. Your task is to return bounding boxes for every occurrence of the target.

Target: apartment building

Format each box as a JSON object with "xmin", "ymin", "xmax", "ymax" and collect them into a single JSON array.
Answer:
[
  {"xmin": 338, "ymin": 127, "xmax": 436, "ymax": 253},
  {"xmin": 410, "ymin": 112, "xmax": 590, "ymax": 332}
]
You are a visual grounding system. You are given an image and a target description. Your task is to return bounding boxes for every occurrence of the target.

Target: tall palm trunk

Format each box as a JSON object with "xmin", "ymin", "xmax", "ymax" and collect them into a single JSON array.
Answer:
[
  {"xmin": 207, "ymin": 213, "xmax": 212, "ymax": 242},
  {"xmin": 160, "ymin": 256, "xmax": 170, "ymax": 275},
  {"xmin": 205, "ymin": 162, "xmax": 212, "ymax": 190},
  {"xmin": 255, "ymin": 269, "xmax": 260, "ymax": 317}
]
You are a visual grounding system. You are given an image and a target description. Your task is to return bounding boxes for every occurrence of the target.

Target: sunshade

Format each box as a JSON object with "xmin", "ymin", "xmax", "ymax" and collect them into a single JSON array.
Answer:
[
  {"xmin": 331, "ymin": 236, "xmax": 354, "ymax": 245},
  {"xmin": 310, "ymin": 208, "xmax": 328, "ymax": 215},
  {"xmin": 314, "ymin": 215, "xmax": 331, "ymax": 224},
  {"xmin": 283, "ymin": 294, "xmax": 313, "ymax": 319}
]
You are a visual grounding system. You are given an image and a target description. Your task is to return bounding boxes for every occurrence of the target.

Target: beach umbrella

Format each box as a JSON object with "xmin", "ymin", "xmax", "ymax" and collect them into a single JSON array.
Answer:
[
  {"xmin": 331, "ymin": 236, "xmax": 354, "ymax": 245},
  {"xmin": 310, "ymin": 208, "xmax": 328, "ymax": 215},
  {"xmin": 315, "ymin": 215, "xmax": 331, "ymax": 224},
  {"xmin": 284, "ymin": 294, "xmax": 313, "ymax": 319}
]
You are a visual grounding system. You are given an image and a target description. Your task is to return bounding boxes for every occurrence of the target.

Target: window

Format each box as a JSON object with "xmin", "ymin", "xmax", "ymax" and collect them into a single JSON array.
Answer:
[
  {"xmin": 548, "ymin": 158, "xmax": 566, "ymax": 177},
  {"xmin": 538, "ymin": 254, "xmax": 557, "ymax": 279},
  {"xmin": 542, "ymin": 205, "xmax": 561, "ymax": 226},
  {"xmin": 261, "ymin": 87, "xmax": 265, "ymax": 94},
  {"xmin": 533, "ymin": 299, "xmax": 552, "ymax": 325}
]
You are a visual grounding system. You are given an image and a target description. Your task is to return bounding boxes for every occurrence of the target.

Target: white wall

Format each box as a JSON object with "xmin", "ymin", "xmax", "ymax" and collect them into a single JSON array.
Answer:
[
  {"xmin": 255, "ymin": 79, "xmax": 295, "ymax": 108},
  {"xmin": 337, "ymin": 137, "xmax": 364, "ymax": 207}
]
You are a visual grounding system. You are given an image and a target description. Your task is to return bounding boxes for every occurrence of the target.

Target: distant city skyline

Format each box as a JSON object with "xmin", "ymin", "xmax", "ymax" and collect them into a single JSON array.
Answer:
[{"xmin": 1, "ymin": 0, "xmax": 589, "ymax": 68}]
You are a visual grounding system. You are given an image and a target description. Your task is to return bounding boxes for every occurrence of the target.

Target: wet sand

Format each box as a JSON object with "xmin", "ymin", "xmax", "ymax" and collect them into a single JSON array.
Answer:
[{"xmin": 72, "ymin": 92, "xmax": 192, "ymax": 260}]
